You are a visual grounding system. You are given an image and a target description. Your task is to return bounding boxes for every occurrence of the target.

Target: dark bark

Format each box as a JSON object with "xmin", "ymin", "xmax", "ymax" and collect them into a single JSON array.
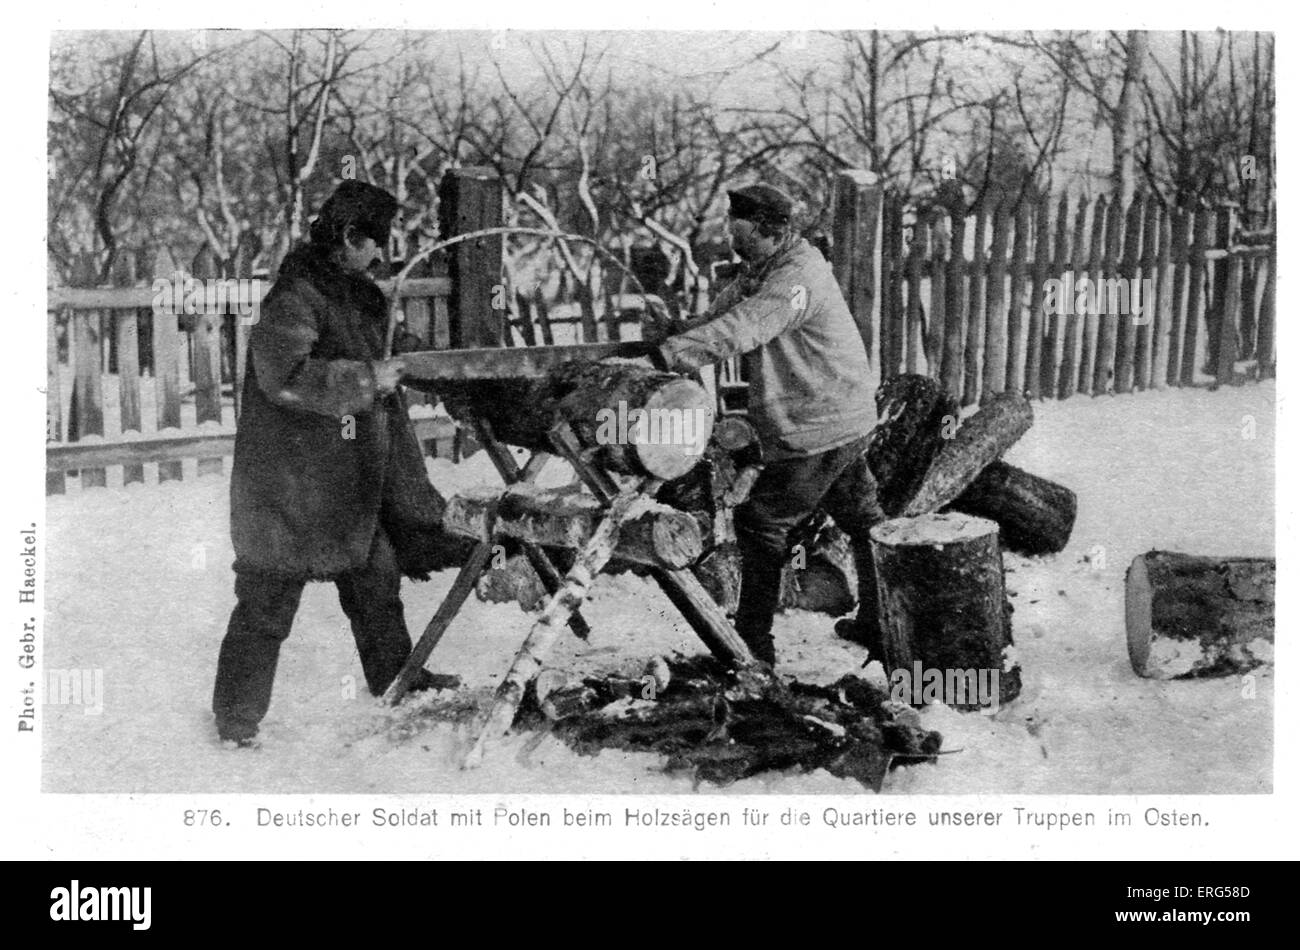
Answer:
[
  {"xmin": 948, "ymin": 460, "xmax": 1077, "ymax": 555},
  {"xmin": 1126, "ymin": 551, "xmax": 1274, "ymax": 679},
  {"xmin": 870, "ymin": 513, "xmax": 1021, "ymax": 709}
]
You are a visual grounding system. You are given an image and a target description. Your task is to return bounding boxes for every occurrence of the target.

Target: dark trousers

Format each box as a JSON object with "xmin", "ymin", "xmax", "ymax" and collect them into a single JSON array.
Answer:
[
  {"xmin": 732, "ymin": 436, "xmax": 888, "ymax": 665},
  {"xmin": 212, "ymin": 530, "xmax": 412, "ymax": 741}
]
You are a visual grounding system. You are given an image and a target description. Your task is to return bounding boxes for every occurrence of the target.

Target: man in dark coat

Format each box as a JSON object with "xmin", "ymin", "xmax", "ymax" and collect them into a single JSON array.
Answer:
[
  {"xmin": 213, "ymin": 181, "xmax": 457, "ymax": 746},
  {"xmin": 647, "ymin": 183, "xmax": 888, "ymax": 668}
]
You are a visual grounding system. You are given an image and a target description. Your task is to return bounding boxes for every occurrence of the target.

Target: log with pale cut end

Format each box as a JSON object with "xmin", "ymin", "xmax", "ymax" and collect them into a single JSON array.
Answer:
[
  {"xmin": 901, "ymin": 391, "xmax": 1033, "ymax": 517},
  {"xmin": 779, "ymin": 520, "xmax": 857, "ymax": 616},
  {"xmin": 948, "ymin": 460, "xmax": 1077, "ymax": 555},
  {"xmin": 867, "ymin": 374, "xmax": 960, "ymax": 515},
  {"xmin": 444, "ymin": 484, "xmax": 704, "ymax": 570},
  {"xmin": 417, "ymin": 359, "xmax": 715, "ymax": 480},
  {"xmin": 1126, "ymin": 551, "xmax": 1274, "ymax": 680},
  {"xmin": 870, "ymin": 513, "xmax": 1021, "ymax": 709}
]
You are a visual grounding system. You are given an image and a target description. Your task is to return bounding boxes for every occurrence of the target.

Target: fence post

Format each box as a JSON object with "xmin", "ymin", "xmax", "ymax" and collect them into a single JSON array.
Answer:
[
  {"xmin": 1026, "ymin": 192, "xmax": 1052, "ymax": 399},
  {"xmin": 1152, "ymin": 206, "xmax": 1174, "ymax": 391},
  {"xmin": 1114, "ymin": 194, "xmax": 1145, "ymax": 394},
  {"xmin": 68, "ymin": 252, "xmax": 106, "ymax": 488},
  {"xmin": 112, "ymin": 250, "xmax": 144, "ymax": 485},
  {"xmin": 1205, "ymin": 203, "xmax": 1237, "ymax": 375},
  {"xmin": 1005, "ymin": 198, "xmax": 1031, "ymax": 394},
  {"xmin": 982, "ymin": 201, "xmax": 1009, "ymax": 403},
  {"xmin": 1166, "ymin": 207, "xmax": 1191, "ymax": 386},
  {"xmin": 960, "ymin": 200, "xmax": 984, "ymax": 406},
  {"xmin": 1134, "ymin": 196, "xmax": 1160, "ymax": 390},
  {"xmin": 438, "ymin": 166, "xmax": 505, "ymax": 349},
  {"xmin": 829, "ymin": 169, "xmax": 880, "ymax": 368},
  {"xmin": 151, "ymin": 247, "xmax": 184, "ymax": 483},
  {"xmin": 1180, "ymin": 209, "xmax": 1211, "ymax": 387},
  {"xmin": 191, "ymin": 246, "xmax": 225, "ymax": 477},
  {"xmin": 46, "ymin": 254, "xmax": 65, "ymax": 495}
]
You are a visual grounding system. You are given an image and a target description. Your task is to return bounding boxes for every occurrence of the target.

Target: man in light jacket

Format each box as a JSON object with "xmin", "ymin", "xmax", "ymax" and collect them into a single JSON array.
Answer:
[{"xmin": 649, "ymin": 184, "xmax": 887, "ymax": 667}]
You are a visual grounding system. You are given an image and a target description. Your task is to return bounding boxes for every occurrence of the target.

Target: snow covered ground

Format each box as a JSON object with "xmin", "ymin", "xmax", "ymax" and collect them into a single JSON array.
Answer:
[{"xmin": 42, "ymin": 381, "xmax": 1274, "ymax": 794}]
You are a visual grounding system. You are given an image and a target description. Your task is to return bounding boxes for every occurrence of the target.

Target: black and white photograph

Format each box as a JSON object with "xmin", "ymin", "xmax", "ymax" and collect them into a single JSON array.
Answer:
[{"xmin": 24, "ymin": 14, "xmax": 1283, "ymax": 824}]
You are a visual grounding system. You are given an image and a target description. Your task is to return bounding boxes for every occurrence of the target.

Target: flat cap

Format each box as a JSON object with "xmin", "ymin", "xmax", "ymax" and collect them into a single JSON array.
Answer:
[
  {"xmin": 312, "ymin": 180, "xmax": 400, "ymax": 246},
  {"xmin": 727, "ymin": 183, "xmax": 795, "ymax": 226}
]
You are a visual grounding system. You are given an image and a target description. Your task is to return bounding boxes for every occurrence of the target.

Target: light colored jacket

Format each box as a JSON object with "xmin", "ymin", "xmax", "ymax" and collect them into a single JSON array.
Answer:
[{"xmin": 658, "ymin": 237, "xmax": 874, "ymax": 459}]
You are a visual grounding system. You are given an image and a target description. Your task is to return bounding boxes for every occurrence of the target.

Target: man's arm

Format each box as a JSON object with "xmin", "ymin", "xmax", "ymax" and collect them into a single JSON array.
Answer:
[
  {"xmin": 250, "ymin": 279, "xmax": 380, "ymax": 419},
  {"xmin": 657, "ymin": 264, "xmax": 809, "ymax": 372}
]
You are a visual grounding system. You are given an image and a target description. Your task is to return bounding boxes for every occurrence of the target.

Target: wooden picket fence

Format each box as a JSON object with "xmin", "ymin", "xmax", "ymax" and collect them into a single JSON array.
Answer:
[
  {"xmin": 44, "ymin": 249, "xmax": 655, "ymax": 495},
  {"xmin": 876, "ymin": 192, "xmax": 1276, "ymax": 406}
]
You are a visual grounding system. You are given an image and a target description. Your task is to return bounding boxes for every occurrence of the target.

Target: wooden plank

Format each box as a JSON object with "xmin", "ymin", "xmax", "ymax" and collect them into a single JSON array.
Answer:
[
  {"xmin": 1180, "ymin": 210, "xmax": 1211, "ymax": 386},
  {"xmin": 939, "ymin": 205, "xmax": 964, "ymax": 401},
  {"xmin": 190, "ymin": 248, "xmax": 225, "ymax": 477},
  {"xmin": 1080, "ymin": 196, "xmax": 1108, "ymax": 395},
  {"xmin": 46, "ymin": 254, "xmax": 66, "ymax": 495},
  {"xmin": 1166, "ymin": 208, "xmax": 1191, "ymax": 386},
  {"xmin": 531, "ymin": 288, "xmax": 555, "ymax": 347},
  {"xmin": 1059, "ymin": 197, "xmax": 1088, "ymax": 399},
  {"xmin": 48, "ymin": 432, "xmax": 236, "ymax": 471},
  {"xmin": 576, "ymin": 277, "xmax": 600, "ymax": 343},
  {"xmin": 957, "ymin": 201, "xmax": 982, "ymax": 406},
  {"xmin": 1205, "ymin": 206, "xmax": 1235, "ymax": 376},
  {"xmin": 982, "ymin": 201, "xmax": 1009, "ymax": 403},
  {"xmin": 514, "ymin": 291, "xmax": 538, "ymax": 348},
  {"xmin": 904, "ymin": 219, "xmax": 924, "ymax": 374},
  {"xmin": 1092, "ymin": 195, "xmax": 1124, "ymax": 394},
  {"xmin": 927, "ymin": 210, "xmax": 947, "ymax": 383},
  {"xmin": 438, "ymin": 167, "xmax": 505, "ymax": 348},
  {"xmin": 1214, "ymin": 255, "xmax": 1243, "ymax": 388},
  {"xmin": 1135, "ymin": 198, "xmax": 1160, "ymax": 390},
  {"xmin": 111, "ymin": 252, "xmax": 144, "ymax": 484},
  {"xmin": 882, "ymin": 196, "xmax": 905, "ymax": 379},
  {"xmin": 401, "ymin": 343, "xmax": 628, "ymax": 383},
  {"xmin": 49, "ymin": 277, "xmax": 449, "ymax": 310},
  {"xmin": 150, "ymin": 247, "xmax": 183, "ymax": 482},
  {"xmin": 1151, "ymin": 206, "xmax": 1174, "ymax": 391},
  {"xmin": 829, "ymin": 169, "xmax": 880, "ymax": 365},
  {"xmin": 1043, "ymin": 193, "xmax": 1072, "ymax": 399},
  {"xmin": 1026, "ymin": 193, "xmax": 1052, "ymax": 399},
  {"xmin": 70, "ymin": 307, "xmax": 106, "ymax": 489},
  {"xmin": 1005, "ymin": 198, "xmax": 1031, "ymax": 394},
  {"xmin": 1256, "ymin": 251, "xmax": 1276, "ymax": 379},
  {"xmin": 1114, "ymin": 195, "xmax": 1145, "ymax": 394}
]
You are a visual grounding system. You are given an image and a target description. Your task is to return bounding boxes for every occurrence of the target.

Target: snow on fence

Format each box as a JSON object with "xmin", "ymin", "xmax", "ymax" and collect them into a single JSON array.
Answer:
[
  {"xmin": 44, "ymin": 248, "xmax": 651, "ymax": 495},
  {"xmin": 832, "ymin": 171, "xmax": 1276, "ymax": 408}
]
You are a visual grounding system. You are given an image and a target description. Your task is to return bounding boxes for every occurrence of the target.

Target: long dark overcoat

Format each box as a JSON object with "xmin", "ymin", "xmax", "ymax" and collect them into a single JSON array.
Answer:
[{"xmin": 230, "ymin": 244, "xmax": 459, "ymax": 580}]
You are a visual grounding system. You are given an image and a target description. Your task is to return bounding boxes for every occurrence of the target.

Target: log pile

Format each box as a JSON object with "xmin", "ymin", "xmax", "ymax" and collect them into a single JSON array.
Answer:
[
  {"xmin": 517, "ymin": 655, "xmax": 944, "ymax": 790},
  {"xmin": 867, "ymin": 374, "xmax": 1077, "ymax": 556}
]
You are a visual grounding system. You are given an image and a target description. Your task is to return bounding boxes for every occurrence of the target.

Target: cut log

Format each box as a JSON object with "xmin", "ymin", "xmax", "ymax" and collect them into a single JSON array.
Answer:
[
  {"xmin": 901, "ymin": 391, "xmax": 1033, "ymax": 517},
  {"xmin": 948, "ymin": 460, "xmax": 1077, "ymax": 555},
  {"xmin": 869, "ymin": 513, "xmax": 1021, "ymax": 709},
  {"xmin": 444, "ymin": 484, "xmax": 704, "ymax": 570},
  {"xmin": 780, "ymin": 518, "xmax": 857, "ymax": 615},
  {"xmin": 413, "ymin": 359, "xmax": 715, "ymax": 480},
  {"xmin": 867, "ymin": 374, "xmax": 959, "ymax": 515},
  {"xmin": 1125, "ymin": 551, "xmax": 1274, "ymax": 679}
]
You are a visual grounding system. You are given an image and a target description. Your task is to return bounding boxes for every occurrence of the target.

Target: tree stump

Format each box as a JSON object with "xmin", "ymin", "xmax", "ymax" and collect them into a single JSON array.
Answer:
[
  {"xmin": 948, "ymin": 460, "xmax": 1077, "ymax": 555},
  {"xmin": 1125, "ymin": 551, "xmax": 1275, "ymax": 679},
  {"xmin": 870, "ymin": 513, "xmax": 1021, "ymax": 709}
]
